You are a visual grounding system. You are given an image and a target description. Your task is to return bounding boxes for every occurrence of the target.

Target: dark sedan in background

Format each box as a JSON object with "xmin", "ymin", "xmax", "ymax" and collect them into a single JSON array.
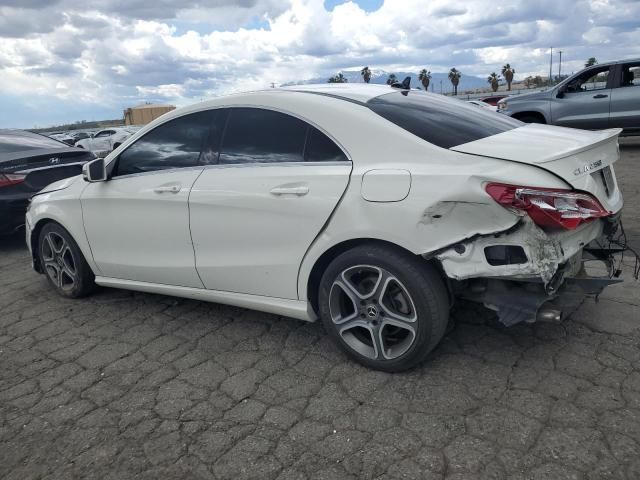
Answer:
[{"xmin": 0, "ymin": 129, "xmax": 95, "ymax": 235}]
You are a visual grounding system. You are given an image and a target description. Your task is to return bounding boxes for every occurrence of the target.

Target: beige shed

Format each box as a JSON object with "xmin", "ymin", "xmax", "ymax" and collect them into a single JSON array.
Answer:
[{"xmin": 123, "ymin": 104, "xmax": 176, "ymax": 125}]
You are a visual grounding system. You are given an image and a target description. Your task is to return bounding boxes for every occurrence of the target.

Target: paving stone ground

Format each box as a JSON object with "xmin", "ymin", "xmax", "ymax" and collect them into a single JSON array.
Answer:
[{"xmin": 1, "ymin": 141, "xmax": 640, "ymax": 480}]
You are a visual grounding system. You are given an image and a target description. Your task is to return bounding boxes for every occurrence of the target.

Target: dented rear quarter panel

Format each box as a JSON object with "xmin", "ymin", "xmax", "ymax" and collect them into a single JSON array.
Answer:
[{"xmin": 297, "ymin": 147, "xmax": 569, "ymax": 298}]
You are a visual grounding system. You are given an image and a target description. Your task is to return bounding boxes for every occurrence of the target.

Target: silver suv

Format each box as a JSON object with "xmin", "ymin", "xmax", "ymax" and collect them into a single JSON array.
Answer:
[{"xmin": 498, "ymin": 59, "xmax": 640, "ymax": 134}]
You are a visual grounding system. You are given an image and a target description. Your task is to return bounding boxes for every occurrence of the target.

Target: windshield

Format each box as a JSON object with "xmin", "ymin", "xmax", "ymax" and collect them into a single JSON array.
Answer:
[{"xmin": 367, "ymin": 91, "xmax": 522, "ymax": 149}]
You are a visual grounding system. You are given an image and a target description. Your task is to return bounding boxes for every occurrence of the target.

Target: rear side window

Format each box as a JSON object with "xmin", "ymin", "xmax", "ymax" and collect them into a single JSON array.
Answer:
[
  {"xmin": 219, "ymin": 108, "xmax": 307, "ymax": 164},
  {"xmin": 367, "ymin": 91, "xmax": 522, "ymax": 149},
  {"xmin": 115, "ymin": 110, "xmax": 225, "ymax": 176},
  {"xmin": 305, "ymin": 127, "xmax": 348, "ymax": 162},
  {"xmin": 619, "ymin": 63, "xmax": 640, "ymax": 87}
]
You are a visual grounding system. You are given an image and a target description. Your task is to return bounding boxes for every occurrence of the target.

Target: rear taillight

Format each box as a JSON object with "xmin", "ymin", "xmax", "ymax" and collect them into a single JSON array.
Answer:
[
  {"xmin": 0, "ymin": 173, "xmax": 26, "ymax": 188},
  {"xmin": 485, "ymin": 183, "xmax": 611, "ymax": 230}
]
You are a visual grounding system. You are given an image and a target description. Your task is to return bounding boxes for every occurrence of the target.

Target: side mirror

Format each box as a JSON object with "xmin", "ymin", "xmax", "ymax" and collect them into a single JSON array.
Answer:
[
  {"xmin": 82, "ymin": 158, "xmax": 107, "ymax": 183},
  {"xmin": 89, "ymin": 133, "xmax": 95, "ymax": 138},
  {"xmin": 556, "ymin": 86, "xmax": 565, "ymax": 98}
]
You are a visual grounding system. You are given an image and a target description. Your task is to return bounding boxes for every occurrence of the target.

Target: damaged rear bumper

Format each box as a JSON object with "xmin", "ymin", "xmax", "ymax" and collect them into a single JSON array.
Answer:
[
  {"xmin": 434, "ymin": 216, "xmax": 627, "ymax": 326},
  {"xmin": 435, "ymin": 216, "xmax": 608, "ymax": 286}
]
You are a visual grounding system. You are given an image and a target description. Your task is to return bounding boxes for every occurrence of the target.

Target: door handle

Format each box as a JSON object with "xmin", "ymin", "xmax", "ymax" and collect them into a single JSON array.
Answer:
[
  {"xmin": 154, "ymin": 185, "xmax": 181, "ymax": 194},
  {"xmin": 270, "ymin": 185, "xmax": 309, "ymax": 196},
  {"xmin": 593, "ymin": 94, "xmax": 608, "ymax": 99}
]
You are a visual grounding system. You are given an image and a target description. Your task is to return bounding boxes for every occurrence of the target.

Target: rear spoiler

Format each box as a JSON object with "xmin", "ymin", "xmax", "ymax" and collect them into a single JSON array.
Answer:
[
  {"xmin": 451, "ymin": 125, "xmax": 622, "ymax": 164},
  {"xmin": 536, "ymin": 127, "xmax": 622, "ymax": 163}
]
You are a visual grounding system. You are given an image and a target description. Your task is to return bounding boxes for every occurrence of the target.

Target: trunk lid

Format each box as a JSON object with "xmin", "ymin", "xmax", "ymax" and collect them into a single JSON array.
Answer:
[
  {"xmin": 0, "ymin": 149, "xmax": 95, "ymax": 191},
  {"xmin": 450, "ymin": 124, "xmax": 623, "ymax": 212}
]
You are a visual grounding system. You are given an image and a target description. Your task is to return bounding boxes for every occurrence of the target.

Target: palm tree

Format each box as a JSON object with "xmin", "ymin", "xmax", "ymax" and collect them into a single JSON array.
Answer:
[
  {"xmin": 361, "ymin": 66, "xmax": 372, "ymax": 83},
  {"xmin": 328, "ymin": 72, "xmax": 348, "ymax": 83},
  {"xmin": 386, "ymin": 73, "xmax": 397, "ymax": 85},
  {"xmin": 585, "ymin": 57, "xmax": 598, "ymax": 67},
  {"xmin": 501, "ymin": 63, "xmax": 515, "ymax": 91},
  {"xmin": 487, "ymin": 72, "xmax": 500, "ymax": 92},
  {"xmin": 418, "ymin": 69, "xmax": 431, "ymax": 90},
  {"xmin": 448, "ymin": 68, "xmax": 461, "ymax": 95}
]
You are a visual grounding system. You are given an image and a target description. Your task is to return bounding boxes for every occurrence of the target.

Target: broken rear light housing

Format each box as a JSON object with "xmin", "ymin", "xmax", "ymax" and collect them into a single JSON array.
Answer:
[
  {"xmin": 0, "ymin": 173, "xmax": 26, "ymax": 188},
  {"xmin": 485, "ymin": 183, "xmax": 611, "ymax": 230}
]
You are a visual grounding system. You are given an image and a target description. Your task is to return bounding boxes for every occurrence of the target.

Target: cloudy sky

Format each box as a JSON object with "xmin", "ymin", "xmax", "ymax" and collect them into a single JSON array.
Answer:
[{"xmin": 1, "ymin": 0, "xmax": 638, "ymax": 128}]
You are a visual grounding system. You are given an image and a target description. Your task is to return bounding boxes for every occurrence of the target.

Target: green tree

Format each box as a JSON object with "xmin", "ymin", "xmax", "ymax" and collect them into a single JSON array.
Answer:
[
  {"xmin": 386, "ymin": 73, "xmax": 397, "ymax": 85},
  {"xmin": 360, "ymin": 66, "xmax": 372, "ymax": 83},
  {"xmin": 585, "ymin": 57, "xmax": 597, "ymax": 67},
  {"xmin": 501, "ymin": 63, "xmax": 515, "ymax": 91},
  {"xmin": 448, "ymin": 68, "xmax": 461, "ymax": 95},
  {"xmin": 418, "ymin": 69, "xmax": 431, "ymax": 90},
  {"xmin": 328, "ymin": 72, "xmax": 348, "ymax": 83},
  {"xmin": 487, "ymin": 72, "xmax": 500, "ymax": 92}
]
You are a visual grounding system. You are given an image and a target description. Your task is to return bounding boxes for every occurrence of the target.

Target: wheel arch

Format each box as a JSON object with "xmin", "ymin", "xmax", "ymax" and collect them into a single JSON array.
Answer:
[
  {"xmin": 304, "ymin": 237, "xmax": 449, "ymax": 315},
  {"xmin": 30, "ymin": 218, "xmax": 66, "ymax": 273},
  {"xmin": 511, "ymin": 111, "xmax": 547, "ymax": 123}
]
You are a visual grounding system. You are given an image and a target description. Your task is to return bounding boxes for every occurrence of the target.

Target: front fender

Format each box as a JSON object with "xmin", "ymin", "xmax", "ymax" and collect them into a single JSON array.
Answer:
[{"xmin": 27, "ymin": 181, "xmax": 100, "ymax": 276}]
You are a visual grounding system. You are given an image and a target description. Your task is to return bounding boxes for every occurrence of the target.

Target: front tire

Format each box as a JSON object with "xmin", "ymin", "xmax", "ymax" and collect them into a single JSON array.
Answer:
[
  {"xmin": 318, "ymin": 245, "xmax": 450, "ymax": 372},
  {"xmin": 38, "ymin": 223, "xmax": 96, "ymax": 298}
]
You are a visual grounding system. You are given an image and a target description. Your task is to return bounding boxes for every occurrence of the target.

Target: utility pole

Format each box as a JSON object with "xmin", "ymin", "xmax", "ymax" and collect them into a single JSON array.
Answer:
[
  {"xmin": 558, "ymin": 50, "xmax": 562, "ymax": 80},
  {"xmin": 440, "ymin": 80, "xmax": 443, "ymax": 94},
  {"xmin": 549, "ymin": 47, "xmax": 553, "ymax": 86}
]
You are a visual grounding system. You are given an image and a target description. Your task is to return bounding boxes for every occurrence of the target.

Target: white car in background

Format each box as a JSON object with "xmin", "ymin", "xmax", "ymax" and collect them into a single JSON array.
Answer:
[
  {"xmin": 47, "ymin": 132, "xmax": 76, "ymax": 145},
  {"xmin": 26, "ymin": 84, "xmax": 626, "ymax": 371},
  {"xmin": 467, "ymin": 99, "xmax": 498, "ymax": 112},
  {"xmin": 75, "ymin": 126, "xmax": 141, "ymax": 156}
]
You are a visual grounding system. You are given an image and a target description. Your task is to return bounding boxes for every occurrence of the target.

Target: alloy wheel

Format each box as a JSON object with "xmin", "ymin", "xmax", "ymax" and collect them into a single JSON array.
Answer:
[
  {"xmin": 41, "ymin": 231, "xmax": 77, "ymax": 292},
  {"xmin": 329, "ymin": 265, "xmax": 418, "ymax": 360}
]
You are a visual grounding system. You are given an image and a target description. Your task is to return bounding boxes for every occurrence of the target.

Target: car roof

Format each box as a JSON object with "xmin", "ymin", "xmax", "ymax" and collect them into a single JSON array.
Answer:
[
  {"xmin": 586, "ymin": 58, "xmax": 640, "ymax": 67},
  {"xmin": 163, "ymin": 83, "xmax": 401, "ymax": 121},
  {"xmin": 280, "ymin": 83, "xmax": 395, "ymax": 103}
]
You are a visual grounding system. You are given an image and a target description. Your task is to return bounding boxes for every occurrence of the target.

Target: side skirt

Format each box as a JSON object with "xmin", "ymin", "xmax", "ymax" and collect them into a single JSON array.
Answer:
[{"xmin": 94, "ymin": 276, "xmax": 317, "ymax": 322}]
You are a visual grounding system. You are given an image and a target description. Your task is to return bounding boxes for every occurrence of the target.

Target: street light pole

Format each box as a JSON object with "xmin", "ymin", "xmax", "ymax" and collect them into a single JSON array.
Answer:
[
  {"xmin": 558, "ymin": 50, "xmax": 562, "ymax": 80},
  {"xmin": 549, "ymin": 46, "xmax": 553, "ymax": 85}
]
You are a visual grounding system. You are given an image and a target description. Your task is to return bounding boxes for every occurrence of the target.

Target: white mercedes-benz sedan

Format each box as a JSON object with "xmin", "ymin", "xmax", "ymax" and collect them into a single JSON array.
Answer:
[{"xmin": 25, "ymin": 83, "xmax": 627, "ymax": 371}]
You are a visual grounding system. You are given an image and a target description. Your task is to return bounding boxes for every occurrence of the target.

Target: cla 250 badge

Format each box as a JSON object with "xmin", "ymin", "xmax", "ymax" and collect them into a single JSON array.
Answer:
[{"xmin": 574, "ymin": 159, "xmax": 602, "ymax": 176}]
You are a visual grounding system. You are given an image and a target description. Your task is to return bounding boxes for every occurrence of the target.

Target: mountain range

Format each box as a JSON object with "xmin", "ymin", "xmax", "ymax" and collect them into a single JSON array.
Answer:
[{"xmin": 281, "ymin": 69, "xmax": 490, "ymax": 93}]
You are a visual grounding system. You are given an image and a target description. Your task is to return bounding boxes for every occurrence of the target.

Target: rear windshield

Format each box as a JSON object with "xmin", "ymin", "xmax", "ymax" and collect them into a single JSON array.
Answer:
[
  {"xmin": 0, "ymin": 130, "xmax": 68, "ymax": 154},
  {"xmin": 367, "ymin": 91, "xmax": 522, "ymax": 149}
]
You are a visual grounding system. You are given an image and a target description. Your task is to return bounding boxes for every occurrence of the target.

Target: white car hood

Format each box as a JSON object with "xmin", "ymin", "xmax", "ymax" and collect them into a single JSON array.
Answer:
[{"xmin": 450, "ymin": 123, "xmax": 623, "ymax": 211}]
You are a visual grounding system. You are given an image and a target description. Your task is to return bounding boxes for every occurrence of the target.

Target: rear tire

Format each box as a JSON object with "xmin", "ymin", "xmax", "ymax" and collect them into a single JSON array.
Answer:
[
  {"xmin": 318, "ymin": 244, "xmax": 450, "ymax": 372},
  {"xmin": 38, "ymin": 223, "xmax": 96, "ymax": 298}
]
